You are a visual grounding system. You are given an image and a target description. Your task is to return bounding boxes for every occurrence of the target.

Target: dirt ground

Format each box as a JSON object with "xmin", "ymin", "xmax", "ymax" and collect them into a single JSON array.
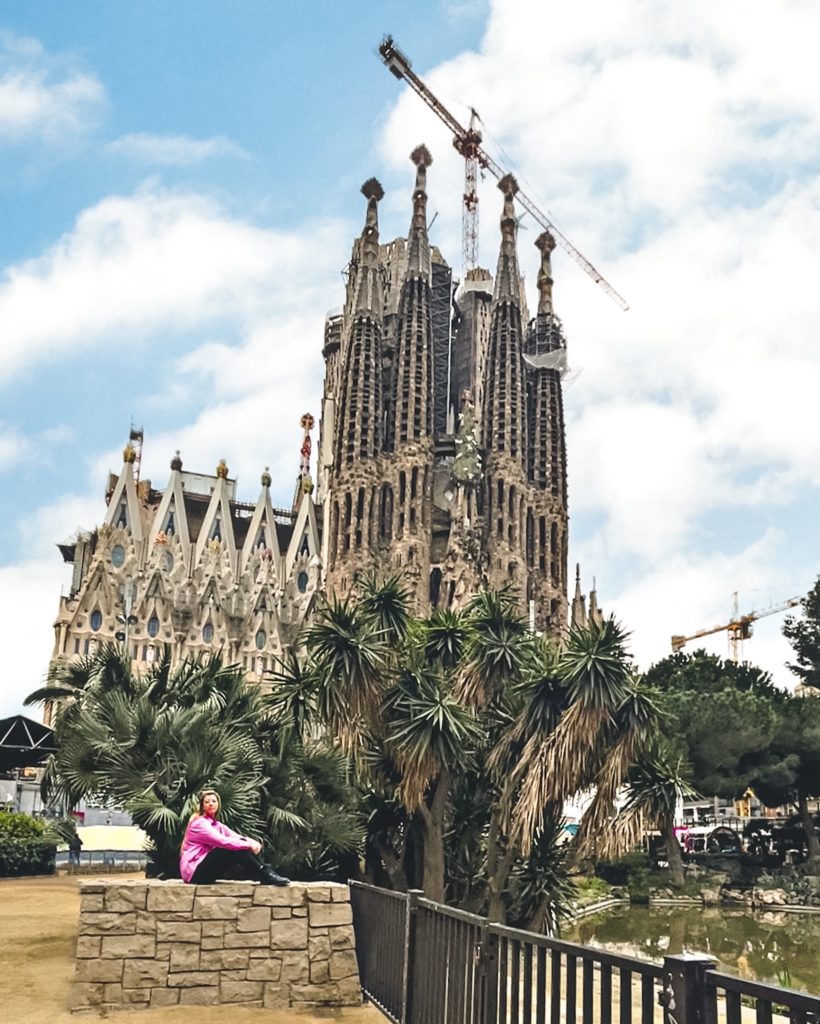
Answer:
[{"xmin": 0, "ymin": 873, "xmax": 384, "ymax": 1024}]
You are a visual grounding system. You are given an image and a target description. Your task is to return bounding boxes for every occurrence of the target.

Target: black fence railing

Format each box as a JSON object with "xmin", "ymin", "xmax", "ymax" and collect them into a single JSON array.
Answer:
[{"xmin": 349, "ymin": 882, "xmax": 820, "ymax": 1024}]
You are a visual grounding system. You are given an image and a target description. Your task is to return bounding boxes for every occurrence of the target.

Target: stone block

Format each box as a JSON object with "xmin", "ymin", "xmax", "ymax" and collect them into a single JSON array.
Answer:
[
  {"xmin": 200, "ymin": 949, "xmax": 250, "ymax": 971},
  {"xmin": 201, "ymin": 935, "xmax": 225, "ymax": 950},
  {"xmin": 253, "ymin": 885, "xmax": 305, "ymax": 907},
  {"xmin": 76, "ymin": 935, "xmax": 101, "ymax": 958},
  {"xmin": 329, "ymin": 948, "xmax": 359, "ymax": 979},
  {"xmin": 272, "ymin": 907, "xmax": 293, "ymax": 919},
  {"xmin": 311, "ymin": 958, "xmax": 330, "ymax": 983},
  {"xmin": 291, "ymin": 982, "xmax": 341, "ymax": 1004},
  {"xmin": 76, "ymin": 958, "xmax": 124, "ymax": 983},
  {"xmin": 150, "ymin": 988, "xmax": 181, "ymax": 1006},
  {"xmin": 309, "ymin": 932, "xmax": 331, "ymax": 959},
  {"xmin": 80, "ymin": 893, "xmax": 104, "ymax": 913},
  {"xmin": 306, "ymin": 884, "xmax": 333, "ymax": 902},
  {"xmin": 221, "ymin": 980, "xmax": 264, "ymax": 1003},
  {"xmin": 122, "ymin": 958, "xmax": 169, "ymax": 988},
  {"xmin": 263, "ymin": 983, "xmax": 290, "ymax": 1008},
  {"xmin": 167, "ymin": 970, "xmax": 216, "ymax": 987},
  {"xmin": 293, "ymin": 907, "xmax": 307, "ymax": 917},
  {"xmin": 330, "ymin": 884, "xmax": 352, "ymax": 901},
  {"xmin": 105, "ymin": 884, "xmax": 148, "ymax": 912},
  {"xmin": 80, "ymin": 912, "xmax": 137, "ymax": 935},
  {"xmin": 246, "ymin": 956, "xmax": 282, "ymax": 981},
  {"xmin": 195, "ymin": 882, "xmax": 257, "ymax": 897},
  {"xmin": 71, "ymin": 983, "xmax": 103, "ymax": 1008},
  {"xmin": 237, "ymin": 906, "xmax": 270, "ymax": 931},
  {"xmin": 103, "ymin": 983, "xmax": 123, "ymax": 1003},
  {"xmin": 169, "ymin": 944, "xmax": 201, "ymax": 970},
  {"xmin": 156, "ymin": 919, "xmax": 201, "ymax": 942},
  {"xmin": 146, "ymin": 886, "xmax": 195, "ymax": 913},
  {"xmin": 101, "ymin": 933, "xmax": 156, "ymax": 959},
  {"xmin": 193, "ymin": 896, "xmax": 239, "ymax": 919},
  {"xmin": 329, "ymin": 925, "xmax": 355, "ymax": 949},
  {"xmin": 179, "ymin": 987, "xmax": 221, "ymax": 1005},
  {"xmin": 79, "ymin": 882, "xmax": 106, "ymax": 894},
  {"xmin": 270, "ymin": 917, "xmax": 308, "ymax": 950},
  {"xmin": 280, "ymin": 952, "xmax": 309, "ymax": 983},
  {"xmin": 338, "ymin": 975, "xmax": 363, "ymax": 1004},
  {"xmin": 122, "ymin": 987, "xmax": 151, "ymax": 1004},
  {"xmin": 201, "ymin": 921, "xmax": 224, "ymax": 937},
  {"xmin": 309, "ymin": 901, "xmax": 352, "ymax": 927},
  {"xmin": 224, "ymin": 929, "xmax": 270, "ymax": 948}
]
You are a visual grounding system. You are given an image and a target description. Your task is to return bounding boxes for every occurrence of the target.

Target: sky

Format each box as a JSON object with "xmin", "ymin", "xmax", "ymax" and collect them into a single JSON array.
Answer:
[{"xmin": 2, "ymin": 0, "xmax": 819, "ymax": 716}]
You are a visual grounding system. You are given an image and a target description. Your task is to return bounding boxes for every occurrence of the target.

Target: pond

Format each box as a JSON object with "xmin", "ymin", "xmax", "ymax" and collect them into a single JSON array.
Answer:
[{"xmin": 563, "ymin": 904, "xmax": 820, "ymax": 995}]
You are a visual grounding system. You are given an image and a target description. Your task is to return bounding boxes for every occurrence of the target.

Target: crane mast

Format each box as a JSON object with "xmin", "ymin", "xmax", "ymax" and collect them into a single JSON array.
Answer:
[{"xmin": 379, "ymin": 35, "xmax": 629, "ymax": 310}]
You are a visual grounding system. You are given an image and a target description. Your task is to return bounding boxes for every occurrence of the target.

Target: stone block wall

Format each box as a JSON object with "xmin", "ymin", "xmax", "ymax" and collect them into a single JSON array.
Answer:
[{"xmin": 72, "ymin": 880, "xmax": 362, "ymax": 1011}]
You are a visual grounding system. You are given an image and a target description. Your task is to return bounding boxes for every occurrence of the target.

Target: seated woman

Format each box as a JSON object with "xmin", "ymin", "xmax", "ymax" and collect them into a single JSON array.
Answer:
[{"xmin": 180, "ymin": 789, "xmax": 289, "ymax": 886}]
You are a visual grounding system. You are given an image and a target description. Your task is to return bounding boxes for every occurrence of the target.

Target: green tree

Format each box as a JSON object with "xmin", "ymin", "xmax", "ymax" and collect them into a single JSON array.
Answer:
[
  {"xmin": 783, "ymin": 577, "xmax": 820, "ymax": 692},
  {"xmin": 643, "ymin": 650, "xmax": 783, "ymax": 798}
]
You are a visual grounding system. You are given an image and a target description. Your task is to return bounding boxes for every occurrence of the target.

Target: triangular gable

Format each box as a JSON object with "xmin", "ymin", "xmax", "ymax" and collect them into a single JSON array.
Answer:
[
  {"xmin": 79, "ymin": 561, "xmax": 115, "ymax": 615},
  {"xmin": 149, "ymin": 469, "xmax": 191, "ymax": 565},
  {"xmin": 240, "ymin": 487, "xmax": 283, "ymax": 577},
  {"xmin": 104, "ymin": 463, "xmax": 144, "ymax": 543},
  {"xmin": 194, "ymin": 477, "xmax": 237, "ymax": 565},
  {"xmin": 143, "ymin": 570, "xmax": 166, "ymax": 602},
  {"xmin": 201, "ymin": 576, "xmax": 222, "ymax": 610},
  {"xmin": 284, "ymin": 497, "xmax": 320, "ymax": 582}
]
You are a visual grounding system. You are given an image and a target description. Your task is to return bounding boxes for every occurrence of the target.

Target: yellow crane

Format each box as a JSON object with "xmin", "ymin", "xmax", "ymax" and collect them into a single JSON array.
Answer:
[
  {"xmin": 378, "ymin": 35, "xmax": 629, "ymax": 309},
  {"xmin": 671, "ymin": 593, "xmax": 802, "ymax": 662}
]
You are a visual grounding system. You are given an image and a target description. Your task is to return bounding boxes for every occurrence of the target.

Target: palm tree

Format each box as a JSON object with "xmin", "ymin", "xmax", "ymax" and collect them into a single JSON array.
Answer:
[
  {"xmin": 507, "ymin": 617, "xmax": 651, "ymax": 855},
  {"xmin": 30, "ymin": 646, "xmax": 266, "ymax": 875},
  {"xmin": 614, "ymin": 742, "xmax": 698, "ymax": 887}
]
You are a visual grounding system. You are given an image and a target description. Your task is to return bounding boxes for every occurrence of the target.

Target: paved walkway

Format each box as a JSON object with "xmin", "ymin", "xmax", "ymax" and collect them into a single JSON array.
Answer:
[{"xmin": 0, "ymin": 873, "xmax": 384, "ymax": 1023}]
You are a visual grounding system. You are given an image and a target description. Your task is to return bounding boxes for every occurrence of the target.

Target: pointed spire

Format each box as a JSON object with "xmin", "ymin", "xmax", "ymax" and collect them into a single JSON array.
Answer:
[
  {"xmin": 535, "ymin": 231, "xmax": 556, "ymax": 315},
  {"xmin": 494, "ymin": 174, "xmax": 520, "ymax": 303},
  {"xmin": 407, "ymin": 145, "xmax": 432, "ymax": 278},
  {"xmin": 354, "ymin": 178, "xmax": 385, "ymax": 317}
]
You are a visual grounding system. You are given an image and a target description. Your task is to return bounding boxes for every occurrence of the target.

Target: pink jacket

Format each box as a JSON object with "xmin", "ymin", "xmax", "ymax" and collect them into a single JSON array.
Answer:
[{"xmin": 179, "ymin": 815, "xmax": 255, "ymax": 883}]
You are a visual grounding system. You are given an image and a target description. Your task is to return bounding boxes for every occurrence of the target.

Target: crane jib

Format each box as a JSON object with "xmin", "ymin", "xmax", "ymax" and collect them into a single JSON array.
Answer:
[{"xmin": 378, "ymin": 34, "xmax": 629, "ymax": 311}]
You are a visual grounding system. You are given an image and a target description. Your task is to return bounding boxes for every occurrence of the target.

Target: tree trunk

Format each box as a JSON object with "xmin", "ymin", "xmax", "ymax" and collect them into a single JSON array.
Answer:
[
  {"xmin": 486, "ymin": 811, "xmax": 516, "ymax": 923},
  {"xmin": 418, "ymin": 770, "xmax": 450, "ymax": 902},
  {"xmin": 375, "ymin": 837, "xmax": 408, "ymax": 892},
  {"xmin": 797, "ymin": 793, "xmax": 820, "ymax": 867},
  {"xmin": 664, "ymin": 815, "xmax": 685, "ymax": 887}
]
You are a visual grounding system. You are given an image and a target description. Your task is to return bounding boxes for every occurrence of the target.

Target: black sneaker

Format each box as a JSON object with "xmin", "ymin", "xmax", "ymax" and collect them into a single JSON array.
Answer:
[{"xmin": 260, "ymin": 867, "xmax": 290, "ymax": 886}]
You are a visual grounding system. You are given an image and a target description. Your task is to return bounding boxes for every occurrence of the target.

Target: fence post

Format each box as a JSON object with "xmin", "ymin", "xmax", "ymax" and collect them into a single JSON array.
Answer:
[
  {"xmin": 662, "ymin": 954, "xmax": 717, "ymax": 1024},
  {"xmin": 402, "ymin": 889, "xmax": 423, "ymax": 1024},
  {"xmin": 480, "ymin": 924, "xmax": 499, "ymax": 1024}
]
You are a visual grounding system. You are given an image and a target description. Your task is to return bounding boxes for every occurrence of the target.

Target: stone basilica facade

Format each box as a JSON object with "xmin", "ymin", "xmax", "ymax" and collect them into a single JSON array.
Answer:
[{"xmin": 50, "ymin": 146, "xmax": 584, "ymax": 683}]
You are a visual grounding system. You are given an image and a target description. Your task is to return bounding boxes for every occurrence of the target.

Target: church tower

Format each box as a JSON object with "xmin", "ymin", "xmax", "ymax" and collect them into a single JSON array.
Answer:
[{"xmin": 320, "ymin": 150, "xmax": 572, "ymax": 635}]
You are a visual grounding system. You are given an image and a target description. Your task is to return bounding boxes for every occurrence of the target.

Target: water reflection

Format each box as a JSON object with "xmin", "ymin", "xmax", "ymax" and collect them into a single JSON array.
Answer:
[{"xmin": 564, "ymin": 905, "xmax": 820, "ymax": 995}]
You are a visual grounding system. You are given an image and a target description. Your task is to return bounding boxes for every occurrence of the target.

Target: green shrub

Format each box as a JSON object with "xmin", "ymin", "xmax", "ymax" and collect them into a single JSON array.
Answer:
[
  {"xmin": 595, "ymin": 852, "xmax": 654, "ymax": 903},
  {"xmin": 0, "ymin": 811, "xmax": 56, "ymax": 877}
]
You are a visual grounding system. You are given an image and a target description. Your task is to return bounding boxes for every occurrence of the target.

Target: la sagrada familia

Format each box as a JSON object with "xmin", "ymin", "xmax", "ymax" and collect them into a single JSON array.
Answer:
[{"xmin": 49, "ymin": 147, "xmax": 601, "ymax": 686}]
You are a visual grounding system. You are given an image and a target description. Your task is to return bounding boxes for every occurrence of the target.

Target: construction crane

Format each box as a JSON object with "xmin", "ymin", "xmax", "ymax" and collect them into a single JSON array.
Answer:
[
  {"xmin": 378, "ymin": 34, "xmax": 629, "ymax": 311},
  {"xmin": 671, "ymin": 593, "xmax": 802, "ymax": 662}
]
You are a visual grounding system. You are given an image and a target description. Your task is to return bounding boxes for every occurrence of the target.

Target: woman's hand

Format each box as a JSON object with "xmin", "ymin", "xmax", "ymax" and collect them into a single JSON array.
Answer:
[{"xmin": 249, "ymin": 839, "xmax": 262, "ymax": 856}]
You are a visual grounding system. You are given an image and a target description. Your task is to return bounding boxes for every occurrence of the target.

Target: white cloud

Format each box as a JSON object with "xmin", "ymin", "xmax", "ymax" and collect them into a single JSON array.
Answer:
[
  {"xmin": 0, "ymin": 32, "xmax": 105, "ymax": 142},
  {"xmin": 105, "ymin": 132, "xmax": 248, "ymax": 166},
  {"xmin": 0, "ymin": 186, "xmax": 349, "ymax": 383}
]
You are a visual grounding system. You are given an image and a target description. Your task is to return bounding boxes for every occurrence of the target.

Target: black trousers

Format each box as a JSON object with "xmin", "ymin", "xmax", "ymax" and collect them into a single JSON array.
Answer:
[{"xmin": 190, "ymin": 848, "xmax": 267, "ymax": 884}]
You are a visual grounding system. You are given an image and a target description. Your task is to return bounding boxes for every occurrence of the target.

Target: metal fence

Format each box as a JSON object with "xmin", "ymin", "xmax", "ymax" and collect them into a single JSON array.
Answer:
[
  {"xmin": 349, "ymin": 882, "xmax": 820, "ymax": 1024},
  {"xmin": 56, "ymin": 849, "xmax": 148, "ymax": 873}
]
